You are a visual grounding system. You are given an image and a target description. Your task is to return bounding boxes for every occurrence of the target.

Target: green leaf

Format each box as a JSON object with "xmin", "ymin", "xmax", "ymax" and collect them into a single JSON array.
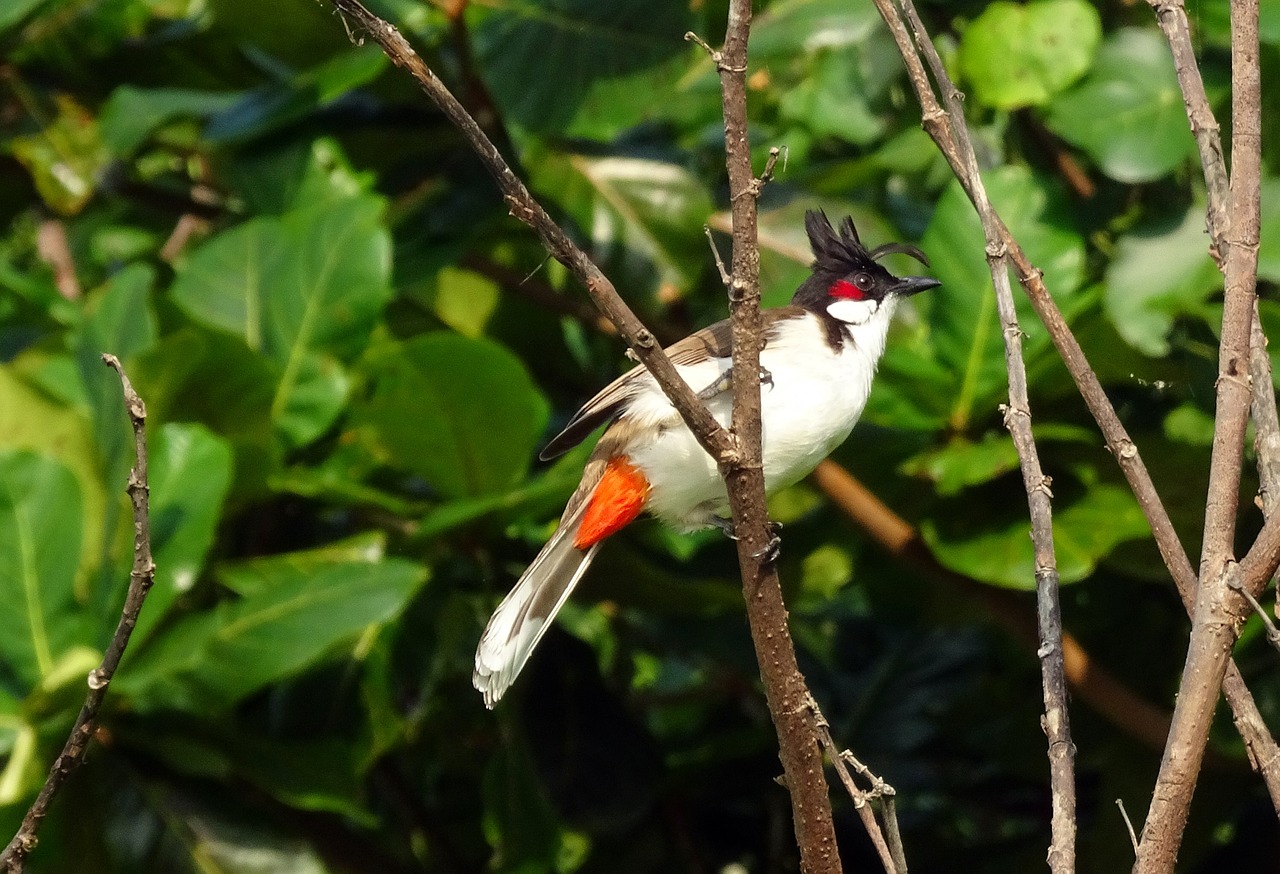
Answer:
[
  {"xmin": 10, "ymin": 96, "xmax": 110, "ymax": 216},
  {"xmin": 483, "ymin": 738, "xmax": 564, "ymax": 873},
  {"xmin": 131, "ymin": 328, "xmax": 278, "ymax": 494},
  {"xmin": 469, "ymin": 0, "xmax": 692, "ymax": 137},
  {"xmin": 0, "ymin": 0, "xmax": 49, "ymax": 33},
  {"xmin": 0, "ymin": 451, "xmax": 86, "ymax": 689},
  {"xmin": 778, "ymin": 48, "xmax": 887, "ymax": 145},
  {"xmin": 170, "ymin": 193, "xmax": 391, "ymax": 446},
  {"xmin": 959, "ymin": 0, "xmax": 1101, "ymax": 109},
  {"xmin": 204, "ymin": 47, "xmax": 387, "ymax": 144},
  {"xmin": 1103, "ymin": 202, "xmax": 1221, "ymax": 356},
  {"xmin": 215, "ymin": 532, "xmax": 388, "ymax": 598},
  {"xmin": 921, "ymin": 167, "xmax": 1086, "ymax": 429},
  {"xmin": 922, "ymin": 480, "xmax": 1149, "ymax": 590},
  {"xmin": 120, "ymin": 557, "xmax": 427, "ymax": 711},
  {"xmin": 357, "ymin": 333, "xmax": 550, "ymax": 500},
  {"xmin": 1046, "ymin": 28, "xmax": 1197, "ymax": 183},
  {"xmin": 530, "ymin": 150, "xmax": 714, "ymax": 302},
  {"xmin": 133, "ymin": 423, "xmax": 234, "ymax": 645},
  {"xmin": 902, "ymin": 426, "xmax": 1095, "ymax": 496},
  {"xmin": 99, "ymin": 86, "xmax": 241, "ymax": 155},
  {"xmin": 0, "ymin": 365, "xmax": 106, "ymax": 592}
]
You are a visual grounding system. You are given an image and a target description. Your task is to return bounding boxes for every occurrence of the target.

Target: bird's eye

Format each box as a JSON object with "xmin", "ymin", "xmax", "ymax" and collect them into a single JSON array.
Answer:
[{"xmin": 853, "ymin": 273, "xmax": 873, "ymax": 290}]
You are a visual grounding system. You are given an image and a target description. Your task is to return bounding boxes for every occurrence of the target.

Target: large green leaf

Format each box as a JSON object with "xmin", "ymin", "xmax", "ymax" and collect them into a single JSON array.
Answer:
[
  {"xmin": 356, "ymin": 333, "xmax": 550, "ymax": 500},
  {"xmin": 921, "ymin": 167, "xmax": 1086, "ymax": 429},
  {"xmin": 0, "ymin": 451, "xmax": 86, "ymax": 689},
  {"xmin": 0, "ymin": 365, "xmax": 105, "ymax": 586},
  {"xmin": 1103, "ymin": 202, "xmax": 1222, "ymax": 356},
  {"xmin": 754, "ymin": 0, "xmax": 899, "ymax": 146},
  {"xmin": 170, "ymin": 194, "xmax": 391, "ymax": 446},
  {"xmin": 921, "ymin": 479, "xmax": 1149, "ymax": 590},
  {"xmin": 203, "ymin": 47, "xmax": 387, "ymax": 144},
  {"xmin": 469, "ymin": 0, "xmax": 693, "ymax": 137},
  {"xmin": 1046, "ymin": 28, "xmax": 1197, "ymax": 183},
  {"xmin": 120, "ymin": 557, "xmax": 427, "ymax": 712},
  {"xmin": 959, "ymin": 0, "xmax": 1101, "ymax": 110},
  {"xmin": 99, "ymin": 86, "xmax": 241, "ymax": 156},
  {"xmin": 132, "ymin": 423, "xmax": 234, "ymax": 646},
  {"xmin": 530, "ymin": 150, "xmax": 714, "ymax": 303}
]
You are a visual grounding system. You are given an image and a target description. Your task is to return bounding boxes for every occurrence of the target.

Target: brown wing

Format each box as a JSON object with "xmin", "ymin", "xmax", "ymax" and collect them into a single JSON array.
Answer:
[{"xmin": 538, "ymin": 309, "xmax": 803, "ymax": 461}]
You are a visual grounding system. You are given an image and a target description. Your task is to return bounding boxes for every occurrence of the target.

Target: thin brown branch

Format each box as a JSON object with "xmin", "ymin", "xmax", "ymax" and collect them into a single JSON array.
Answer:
[
  {"xmin": 1144, "ymin": 0, "xmax": 1232, "ymax": 264},
  {"xmin": 880, "ymin": 1, "xmax": 1076, "ymax": 865},
  {"xmin": 809, "ymin": 697, "xmax": 900, "ymax": 873},
  {"xmin": 0, "ymin": 355, "xmax": 156, "ymax": 873},
  {"xmin": 1250, "ymin": 303, "xmax": 1280, "ymax": 519},
  {"xmin": 706, "ymin": 4, "xmax": 845, "ymax": 870},
  {"xmin": 327, "ymin": 0, "xmax": 734, "ymax": 468},
  {"xmin": 1135, "ymin": 0, "xmax": 1266, "ymax": 866}
]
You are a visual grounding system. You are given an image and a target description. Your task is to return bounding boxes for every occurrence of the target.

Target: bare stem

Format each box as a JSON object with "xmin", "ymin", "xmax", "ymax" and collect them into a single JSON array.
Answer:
[{"xmin": 0, "ymin": 355, "xmax": 156, "ymax": 873}]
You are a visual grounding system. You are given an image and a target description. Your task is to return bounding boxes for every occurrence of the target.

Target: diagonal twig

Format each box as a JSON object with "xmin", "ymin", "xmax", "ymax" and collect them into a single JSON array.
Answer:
[
  {"xmin": 873, "ymin": 0, "xmax": 1078, "ymax": 866},
  {"xmin": 0, "ymin": 355, "xmax": 157, "ymax": 873}
]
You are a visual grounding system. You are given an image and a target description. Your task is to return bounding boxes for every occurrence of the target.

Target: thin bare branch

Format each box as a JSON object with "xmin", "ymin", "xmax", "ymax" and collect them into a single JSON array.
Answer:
[
  {"xmin": 0, "ymin": 355, "xmax": 156, "ymax": 873},
  {"xmin": 710, "ymin": 2, "xmax": 845, "ymax": 869},
  {"xmin": 877, "ymin": 1, "xmax": 1076, "ymax": 865},
  {"xmin": 808, "ymin": 698, "xmax": 899, "ymax": 873}
]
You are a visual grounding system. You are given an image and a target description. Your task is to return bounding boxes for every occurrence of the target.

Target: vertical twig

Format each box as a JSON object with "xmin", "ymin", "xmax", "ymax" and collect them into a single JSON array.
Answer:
[
  {"xmin": 0, "ymin": 355, "xmax": 156, "ymax": 873},
  {"xmin": 701, "ymin": 4, "xmax": 847, "ymax": 869},
  {"xmin": 1135, "ymin": 0, "xmax": 1266, "ymax": 866}
]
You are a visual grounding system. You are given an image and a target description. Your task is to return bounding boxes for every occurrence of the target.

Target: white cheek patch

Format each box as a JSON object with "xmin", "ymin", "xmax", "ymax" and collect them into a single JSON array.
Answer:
[{"xmin": 826, "ymin": 297, "xmax": 880, "ymax": 325}]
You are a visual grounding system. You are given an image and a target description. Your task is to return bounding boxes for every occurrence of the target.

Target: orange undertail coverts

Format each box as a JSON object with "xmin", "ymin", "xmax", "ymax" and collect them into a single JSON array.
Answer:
[{"xmin": 574, "ymin": 457, "xmax": 651, "ymax": 549}]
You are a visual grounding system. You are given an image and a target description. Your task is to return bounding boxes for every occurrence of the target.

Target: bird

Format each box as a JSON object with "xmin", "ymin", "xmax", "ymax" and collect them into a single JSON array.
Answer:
[{"xmin": 474, "ymin": 209, "xmax": 941, "ymax": 707}]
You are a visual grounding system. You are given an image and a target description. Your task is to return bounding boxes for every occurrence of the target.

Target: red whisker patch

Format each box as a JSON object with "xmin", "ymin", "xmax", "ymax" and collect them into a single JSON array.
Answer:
[
  {"xmin": 829, "ymin": 279, "xmax": 867, "ymax": 301},
  {"xmin": 574, "ymin": 458, "xmax": 650, "ymax": 549}
]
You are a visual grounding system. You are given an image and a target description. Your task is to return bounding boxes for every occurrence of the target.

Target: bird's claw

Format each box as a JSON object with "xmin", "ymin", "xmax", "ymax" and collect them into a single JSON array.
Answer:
[
  {"xmin": 697, "ymin": 366, "xmax": 774, "ymax": 400},
  {"xmin": 752, "ymin": 533, "xmax": 782, "ymax": 564}
]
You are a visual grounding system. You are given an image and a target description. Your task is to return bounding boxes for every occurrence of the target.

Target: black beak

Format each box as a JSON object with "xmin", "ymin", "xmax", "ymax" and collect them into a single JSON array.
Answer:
[{"xmin": 892, "ymin": 276, "xmax": 942, "ymax": 297}]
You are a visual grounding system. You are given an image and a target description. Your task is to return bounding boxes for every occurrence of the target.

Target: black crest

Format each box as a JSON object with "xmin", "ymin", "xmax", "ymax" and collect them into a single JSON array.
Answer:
[{"xmin": 803, "ymin": 209, "xmax": 930, "ymax": 275}]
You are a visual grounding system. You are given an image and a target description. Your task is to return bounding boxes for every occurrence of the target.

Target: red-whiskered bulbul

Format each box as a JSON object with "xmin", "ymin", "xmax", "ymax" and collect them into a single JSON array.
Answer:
[{"xmin": 474, "ymin": 210, "xmax": 940, "ymax": 707}]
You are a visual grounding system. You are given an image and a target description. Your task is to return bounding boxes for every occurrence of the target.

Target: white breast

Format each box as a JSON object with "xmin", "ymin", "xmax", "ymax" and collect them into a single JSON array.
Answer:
[{"xmin": 623, "ymin": 307, "xmax": 894, "ymax": 531}]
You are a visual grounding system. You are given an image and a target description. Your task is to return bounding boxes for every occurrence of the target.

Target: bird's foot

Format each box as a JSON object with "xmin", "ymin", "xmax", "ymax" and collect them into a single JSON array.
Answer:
[
  {"xmin": 696, "ymin": 366, "xmax": 774, "ymax": 400},
  {"xmin": 752, "ymin": 524, "xmax": 783, "ymax": 565},
  {"xmin": 710, "ymin": 517, "xmax": 782, "ymax": 563}
]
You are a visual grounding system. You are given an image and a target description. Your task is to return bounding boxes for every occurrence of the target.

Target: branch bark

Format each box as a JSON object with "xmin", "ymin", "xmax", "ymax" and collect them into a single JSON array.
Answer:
[
  {"xmin": 0, "ymin": 355, "xmax": 156, "ymax": 873},
  {"xmin": 327, "ymin": 3, "xmax": 848, "ymax": 869},
  {"xmin": 706, "ymin": 3, "xmax": 845, "ymax": 870}
]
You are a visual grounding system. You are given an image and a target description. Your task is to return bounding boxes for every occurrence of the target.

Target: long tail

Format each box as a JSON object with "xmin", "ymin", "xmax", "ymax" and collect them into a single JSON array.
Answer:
[{"xmin": 473, "ymin": 502, "xmax": 600, "ymax": 708}]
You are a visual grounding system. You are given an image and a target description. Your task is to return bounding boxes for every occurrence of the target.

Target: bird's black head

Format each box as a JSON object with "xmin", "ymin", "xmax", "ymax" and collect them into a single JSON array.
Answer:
[{"xmin": 791, "ymin": 210, "xmax": 940, "ymax": 323}]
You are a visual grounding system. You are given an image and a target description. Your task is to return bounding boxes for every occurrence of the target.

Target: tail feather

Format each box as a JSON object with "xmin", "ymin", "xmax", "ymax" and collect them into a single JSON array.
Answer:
[{"xmin": 473, "ymin": 502, "xmax": 600, "ymax": 708}]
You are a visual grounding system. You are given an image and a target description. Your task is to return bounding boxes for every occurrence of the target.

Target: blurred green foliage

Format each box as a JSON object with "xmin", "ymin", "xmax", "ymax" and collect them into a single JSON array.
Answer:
[{"xmin": 0, "ymin": 0, "xmax": 1278, "ymax": 871}]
